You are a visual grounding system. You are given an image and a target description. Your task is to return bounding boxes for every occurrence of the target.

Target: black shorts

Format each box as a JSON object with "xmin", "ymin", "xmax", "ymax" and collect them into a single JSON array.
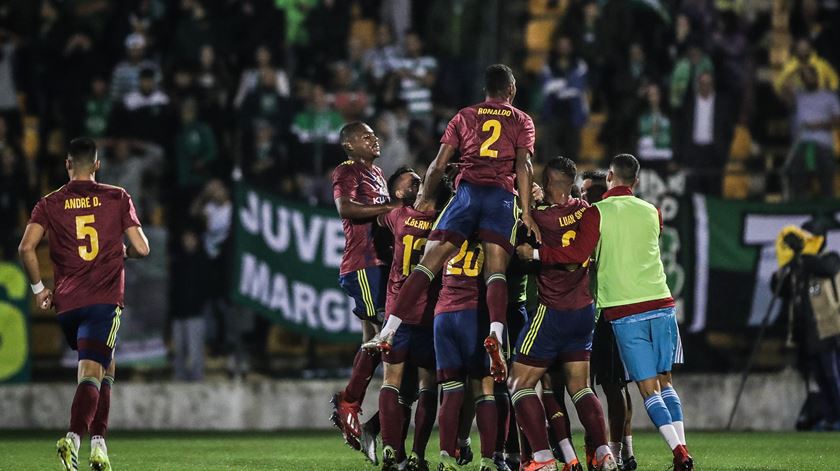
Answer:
[{"xmin": 591, "ymin": 312, "xmax": 629, "ymax": 386}]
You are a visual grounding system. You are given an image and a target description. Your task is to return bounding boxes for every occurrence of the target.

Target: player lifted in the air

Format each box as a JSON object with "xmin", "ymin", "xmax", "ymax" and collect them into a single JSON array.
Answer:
[
  {"xmin": 330, "ymin": 121, "xmax": 403, "ymax": 458},
  {"xmin": 366, "ymin": 64, "xmax": 539, "ymax": 384},
  {"xmin": 376, "ymin": 167, "xmax": 443, "ymax": 471},
  {"xmin": 18, "ymin": 137, "xmax": 150, "ymax": 471},
  {"xmin": 512, "ymin": 158, "xmax": 616, "ymax": 471}
]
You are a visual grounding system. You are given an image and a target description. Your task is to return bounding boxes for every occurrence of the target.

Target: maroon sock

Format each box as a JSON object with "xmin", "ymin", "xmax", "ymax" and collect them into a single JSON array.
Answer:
[
  {"xmin": 486, "ymin": 276, "xmax": 508, "ymax": 325},
  {"xmin": 512, "ymin": 388, "xmax": 550, "ymax": 454},
  {"xmin": 476, "ymin": 395, "xmax": 498, "ymax": 459},
  {"xmin": 378, "ymin": 385, "xmax": 404, "ymax": 452},
  {"xmin": 495, "ymin": 392, "xmax": 510, "ymax": 453},
  {"xmin": 89, "ymin": 375, "xmax": 113, "ymax": 437},
  {"xmin": 505, "ymin": 402, "xmax": 520, "ymax": 454},
  {"xmin": 343, "ymin": 348, "xmax": 381, "ymax": 404},
  {"xmin": 412, "ymin": 388, "xmax": 437, "ymax": 459},
  {"xmin": 392, "ymin": 269, "xmax": 434, "ymax": 324},
  {"xmin": 518, "ymin": 422, "xmax": 532, "ymax": 460},
  {"xmin": 542, "ymin": 389, "xmax": 572, "ymax": 443},
  {"xmin": 439, "ymin": 382, "xmax": 466, "ymax": 456},
  {"xmin": 399, "ymin": 403, "xmax": 411, "ymax": 462},
  {"xmin": 573, "ymin": 388, "xmax": 607, "ymax": 448},
  {"xmin": 69, "ymin": 380, "xmax": 101, "ymax": 438}
]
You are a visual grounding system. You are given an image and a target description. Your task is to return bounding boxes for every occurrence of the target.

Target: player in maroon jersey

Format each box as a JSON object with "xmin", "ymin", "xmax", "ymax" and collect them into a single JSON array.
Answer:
[
  {"xmin": 366, "ymin": 64, "xmax": 540, "ymax": 386},
  {"xmin": 330, "ymin": 121, "xmax": 404, "ymax": 456},
  {"xmin": 376, "ymin": 166, "xmax": 445, "ymax": 471},
  {"xmin": 433, "ymin": 239, "xmax": 510, "ymax": 471},
  {"xmin": 511, "ymin": 158, "xmax": 617, "ymax": 471},
  {"xmin": 18, "ymin": 137, "xmax": 149, "ymax": 471}
]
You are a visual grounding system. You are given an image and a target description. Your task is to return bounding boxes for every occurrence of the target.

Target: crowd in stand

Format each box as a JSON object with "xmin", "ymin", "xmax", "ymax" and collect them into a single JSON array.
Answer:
[{"xmin": 1, "ymin": 0, "xmax": 839, "ymax": 378}]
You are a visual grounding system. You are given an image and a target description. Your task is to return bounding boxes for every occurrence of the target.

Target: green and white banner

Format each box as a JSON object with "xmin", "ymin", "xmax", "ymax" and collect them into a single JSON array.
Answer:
[
  {"xmin": 231, "ymin": 183, "xmax": 362, "ymax": 343},
  {"xmin": 689, "ymin": 196, "xmax": 840, "ymax": 332}
]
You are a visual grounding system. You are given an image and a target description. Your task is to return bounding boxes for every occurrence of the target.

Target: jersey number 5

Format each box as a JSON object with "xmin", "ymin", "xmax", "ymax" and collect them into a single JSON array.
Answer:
[
  {"xmin": 76, "ymin": 214, "xmax": 100, "ymax": 261},
  {"xmin": 479, "ymin": 119, "xmax": 502, "ymax": 158}
]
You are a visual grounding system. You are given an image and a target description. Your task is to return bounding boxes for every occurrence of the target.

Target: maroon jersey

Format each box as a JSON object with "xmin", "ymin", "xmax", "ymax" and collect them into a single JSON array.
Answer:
[
  {"xmin": 29, "ymin": 180, "xmax": 141, "ymax": 314},
  {"xmin": 380, "ymin": 206, "xmax": 439, "ymax": 326},
  {"xmin": 332, "ymin": 159, "xmax": 390, "ymax": 275},
  {"xmin": 435, "ymin": 240, "xmax": 485, "ymax": 315},
  {"xmin": 533, "ymin": 199, "xmax": 593, "ymax": 311},
  {"xmin": 441, "ymin": 97, "xmax": 535, "ymax": 194}
]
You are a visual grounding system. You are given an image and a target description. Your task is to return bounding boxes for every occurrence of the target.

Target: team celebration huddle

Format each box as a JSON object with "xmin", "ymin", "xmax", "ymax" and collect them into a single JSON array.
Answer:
[
  {"xmin": 327, "ymin": 64, "xmax": 691, "ymax": 471},
  {"xmin": 21, "ymin": 64, "xmax": 688, "ymax": 471}
]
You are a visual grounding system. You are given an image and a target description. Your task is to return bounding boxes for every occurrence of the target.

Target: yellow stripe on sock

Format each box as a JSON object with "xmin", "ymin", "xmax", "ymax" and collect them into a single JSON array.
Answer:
[
  {"xmin": 511, "ymin": 388, "xmax": 537, "ymax": 404},
  {"xmin": 572, "ymin": 387, "xmax": 594, "ymax": 403}
]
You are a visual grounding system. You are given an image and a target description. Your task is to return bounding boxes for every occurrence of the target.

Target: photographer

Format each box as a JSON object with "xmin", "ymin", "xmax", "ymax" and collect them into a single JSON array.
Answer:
[{"xmin": 774, "ymin": 222, "xmax": 840, "ymax": 431}]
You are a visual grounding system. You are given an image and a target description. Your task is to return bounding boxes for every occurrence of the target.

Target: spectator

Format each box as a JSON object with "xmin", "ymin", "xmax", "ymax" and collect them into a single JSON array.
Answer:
[
  {"xmin": 82, "ymin": 77, "xmax": 112, "ymax": 138},
  {"xmin": 169, "ymin": 66, "xmax": 198, "ymax": 112},
  {"xmin": 390, "ymin": 32, "xmax": 437, "ymax": 125},
  {"xmin": 603, "ymin": 42, "xmax": 654, "ymax": 157},
  {"xmin": 194, "ymin": 44, "xmax": 231, "ymax": 135},
  {"xmin": 563, "ymin": 0, "xmax": 607, "ymax": 102},
  {"xmin": 675, "ymin": 71, "xmax": 735, "ymax": 196},
  {"xmin": 97, "ymin": 137, "xmax": 164, "ymax": 219},
  {"xmin": 238, "ymin": 67, "xmax": 291, "ymax": 135},
  {"xmin": 670, "ymin": 43, "xmax": 714, "ymax": 111},
  {"xmin": 171, "ymin": 226, "xmax": 210, "ymax": 382},
  {"xmin": 115, "ymin": 67, "xmax": 172, "ymax": 143},
  {"xmin": 242, "ymin": 119, "xmax": 287, "ymax": 191},
  {"xmin": 774, "ymin": 38, "xmax": 839, "ymax": 97},
  {"xmin": 290, "ymin": 83, "xmax": 344, "ymax": 174},
  {"xmin": 331, "ymin": 61, "xmax": 369, "ymax": 122},
  {"xmin": 379, "ymin": 0, "xmax": 411, "ymax": 47},
  {"xmin": 668, "ymin": 14, "xmax": 694, "ymax": 63},
  {"xmin": 363, "ymin": 23, "xmax": 400, "ymax": 89},
  {"xmin": 789, "ymin": 0, "xmax": 840, "ymax": 72},
  {"xmin": 375, "ymin": 111, "xmax": 412, "ymax": 177},
  {"xmin": 110, "ymin": 33, "xmax": 161, "ymax": 100},
  {"xmin": 171, "ymin": 0, "xmax": 217, "ymax": 70},
  {"xmin": 345, "ymin": 37, "xmax": 368, "ymax": 90},
  {"xmin": 0, "ymin": 29, "xmax": 21, "ymax": 142},
  {"xmin": 191, "ymin": 179, "xmax": 232, "ymax": 261},
  {"xmin": 233, "ymin": 44, "xmax": 290, "ymax": 109},
  {"xmin": 711, "ymin": 10, "xmax": 750, "ymax": 99},
  {"xmin": 0, "ymin": 139, "xmax": 28, "ymax": 258},
  {"xmin": 540, "ymin": 35, "xmax": 589, "ymax": 160},
  {"xmin": 781, "ymin": 66, "xmax": 840, "ymax": 199},
  {"xmin": 175, "ymin": 98, "xmax": 218, "ymax": 192},
  {"xmin": 637, "ymin": 84, "xmax": 672, "ymax": 161}
]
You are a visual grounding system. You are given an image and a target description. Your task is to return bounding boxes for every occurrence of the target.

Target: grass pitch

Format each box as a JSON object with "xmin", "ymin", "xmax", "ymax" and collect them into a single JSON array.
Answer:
[{"xmin": 0, "ymin": 430, "xmax": 837, "ymax": 470}]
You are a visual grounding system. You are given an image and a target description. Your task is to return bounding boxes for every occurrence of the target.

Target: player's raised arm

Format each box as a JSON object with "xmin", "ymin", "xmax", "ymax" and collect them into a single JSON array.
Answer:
[
  {"xmin": 124, "ymin": 226, "xmax": 150, "ymax": 258},
  {"xmin": 415, "ymin": 143, "xmax": 456, "ymax": 211},
  {"xmin": 18, "ymin": 222, "xmax": 52, "ymax": 309},
  {"xmin": 515, "ymin": 147, "xmax": 541, "ymax": 244}
]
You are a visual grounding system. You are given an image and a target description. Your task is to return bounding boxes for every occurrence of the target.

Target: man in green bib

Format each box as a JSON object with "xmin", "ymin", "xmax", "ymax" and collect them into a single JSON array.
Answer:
[{"xmin": 518, "ymin": 154, "xmax": 694, "ymax": 471}]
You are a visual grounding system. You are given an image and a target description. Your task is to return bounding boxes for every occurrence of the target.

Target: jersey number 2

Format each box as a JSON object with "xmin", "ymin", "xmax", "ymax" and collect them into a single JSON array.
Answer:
[
  {"xmin": 479, "ymin": 119, "xmax": 502, "ymax": 158},
  {"xmin": 76, "ymin": 214, "xmax": 100, "ymax": 261}
]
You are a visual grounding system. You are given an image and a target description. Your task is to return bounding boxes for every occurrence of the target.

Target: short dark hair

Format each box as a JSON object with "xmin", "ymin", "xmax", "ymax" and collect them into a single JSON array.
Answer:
[
  {"xmin": 610, "ymin": 154, "xmax": 640, "ymax": 183},
  {"xmin": 139, "ymin": 67, "xmax": 156, "ymax": 79},
  {"xmin": 339, "ymin": 121, "xmax": 369, "ymax": 145},
  {"xmin": 387, "ymin": 166, "xmax": 416, "ymax": 198},
  {"xmin": 545, "ymin": 156, "xmax": 577, "ymax": 181},
  {"xmin": 581, "ymin": 170, "xmax": 607, "ymax": 183},
  {"xmin": 68, "ymin": 137, "xmax": 98, "ymax": 167},
  {"xmin": 485, "ymin": 64, "xmax": 515, "ymax": 97}
]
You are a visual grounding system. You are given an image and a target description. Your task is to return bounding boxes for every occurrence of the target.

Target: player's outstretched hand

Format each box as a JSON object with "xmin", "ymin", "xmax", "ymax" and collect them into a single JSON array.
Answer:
[
  {"xmin": 516, "ymin": 243, "xmax": 535, "ymax": 262},
  {"xmin": 521, "ymin": 213, "xmax": 542, "ymax": 245},
  {"xmin": 35, "ymin": 288, "xmax": 53, "ymax": 310}
]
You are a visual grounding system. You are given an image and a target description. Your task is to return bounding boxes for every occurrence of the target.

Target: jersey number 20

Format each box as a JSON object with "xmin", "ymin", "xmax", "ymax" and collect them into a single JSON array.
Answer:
[
  {"xmin": 479, "ymin": 119, "xmax": 502, "ymax": 158},
  {"xmin": 76, "ymin": 214, "xmax": 100, "ymax": 261}
]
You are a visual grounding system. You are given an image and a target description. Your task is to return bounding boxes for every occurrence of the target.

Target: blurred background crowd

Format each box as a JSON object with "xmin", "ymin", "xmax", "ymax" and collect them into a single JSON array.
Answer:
[{"xmin": 1, "ymin": 0, "xmax": 839, "ymax": 381}]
